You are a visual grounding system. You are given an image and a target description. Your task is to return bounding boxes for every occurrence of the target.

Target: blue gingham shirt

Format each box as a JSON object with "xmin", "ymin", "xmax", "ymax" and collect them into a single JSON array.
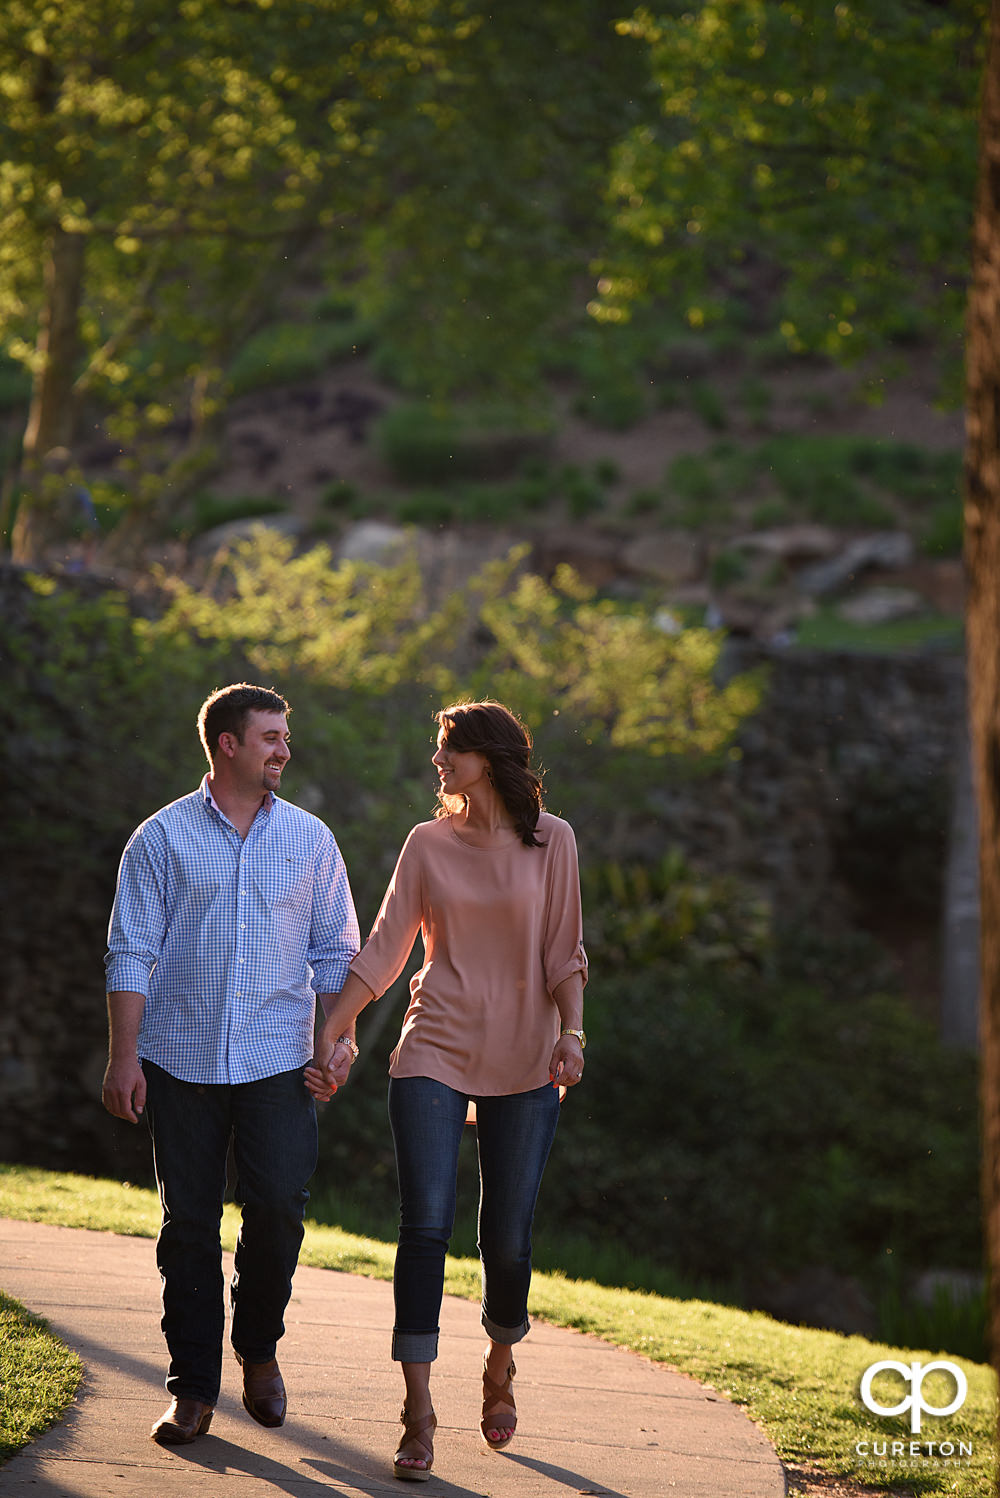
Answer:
[{"xmin": 105, "ymin": 777, "xmax": 360, "ymax": 1085}]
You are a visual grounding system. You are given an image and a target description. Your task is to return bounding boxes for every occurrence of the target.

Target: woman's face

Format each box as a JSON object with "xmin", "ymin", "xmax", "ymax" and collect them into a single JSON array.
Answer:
[{"xmin": 432, "ymin": 727, "xmax": 490, "ymax": 798}]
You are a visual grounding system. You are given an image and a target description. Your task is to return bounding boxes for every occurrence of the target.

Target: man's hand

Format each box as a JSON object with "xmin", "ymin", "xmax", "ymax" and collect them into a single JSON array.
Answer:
[
  {"xmin": 304, "ymin": 1063, "xmax": 335, "ymax": 1101},
  {"xmin": 304, "ymin": 1035, "xmax": 356, "ymax": 1102},
  {"xmin": 102, "ymin": 1056, "xmax": 147, "ymax": 1123}
]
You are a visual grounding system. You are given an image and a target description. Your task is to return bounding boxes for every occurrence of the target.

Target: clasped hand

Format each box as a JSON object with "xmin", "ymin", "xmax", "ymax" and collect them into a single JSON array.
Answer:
[{"xmin": 304, "ymin": 1039, "xmax": 355, "ymax": 1102}]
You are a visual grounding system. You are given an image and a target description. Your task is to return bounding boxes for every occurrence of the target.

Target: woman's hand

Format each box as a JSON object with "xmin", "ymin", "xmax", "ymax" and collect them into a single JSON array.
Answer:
[
  {"xmin": 304, "ymin": 1040, "xmax": 356, "ymax": 1100},
  {"xmin": 548, "ymin": 1034, "xmax": 585, "ymax": 1089}
]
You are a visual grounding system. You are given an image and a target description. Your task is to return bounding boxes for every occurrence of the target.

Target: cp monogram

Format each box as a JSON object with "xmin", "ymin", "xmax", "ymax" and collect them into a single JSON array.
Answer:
[{"xmin": 860, "ymin": 1360, "xmax": 968, "ymax": 1434}]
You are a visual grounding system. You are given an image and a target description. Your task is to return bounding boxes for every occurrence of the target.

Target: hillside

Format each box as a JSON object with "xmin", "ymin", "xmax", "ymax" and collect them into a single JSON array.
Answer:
[{"xmin": 39, "ymin": 316, "xmax": 966, "ymax": 657}]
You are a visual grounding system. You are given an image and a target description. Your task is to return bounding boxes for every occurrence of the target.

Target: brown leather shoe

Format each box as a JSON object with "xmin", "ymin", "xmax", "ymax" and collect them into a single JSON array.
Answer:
[
  {"xmin": 236, "ymin": 1353, "xmax": 287, "ymax": 1427},
  {"xmin": 150, "ymin": 1397, "xmax": 214, "ymax": 1444}
]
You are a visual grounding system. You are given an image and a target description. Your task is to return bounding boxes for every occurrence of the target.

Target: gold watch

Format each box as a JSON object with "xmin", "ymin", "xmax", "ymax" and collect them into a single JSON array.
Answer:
[{"xmin": 560, "ymin": 1027, "xmax": 586, "ymax": 1049}]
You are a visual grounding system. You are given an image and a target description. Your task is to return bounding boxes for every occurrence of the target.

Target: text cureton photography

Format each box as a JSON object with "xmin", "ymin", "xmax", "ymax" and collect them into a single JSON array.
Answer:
[{"xmin": 855, "ymin": 1359, "xmax": 974, "ymax": 1468}]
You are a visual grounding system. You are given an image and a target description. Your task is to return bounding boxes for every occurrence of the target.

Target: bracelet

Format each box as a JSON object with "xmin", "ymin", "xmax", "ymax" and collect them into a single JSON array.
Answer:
[
  {"xmin": 560, "ymin": 1027, "xmax": 587, "ymax": 1049},
  {"xmin": 336, "ymin": 1035, "xmax": 359, "ymax": 1061}
]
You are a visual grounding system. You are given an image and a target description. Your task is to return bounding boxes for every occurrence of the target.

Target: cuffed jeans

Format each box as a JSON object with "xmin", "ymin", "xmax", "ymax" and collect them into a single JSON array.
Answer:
[
  {"xmin": 388, "ymin": 1076, "xmax": 560, "ymax": 1363},
  {"xmin": 143, "ymin": 1060, "xmax": 318, "ymax": 1404}
]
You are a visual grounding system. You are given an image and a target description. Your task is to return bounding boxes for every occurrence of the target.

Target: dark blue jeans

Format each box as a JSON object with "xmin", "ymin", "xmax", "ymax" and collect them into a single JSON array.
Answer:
[
  {"xmin": 143, "ymin": 1061, "xmax": 318, "ymax": 1404},
  {"xmin": 387, "ymin": 1076, "xmax": 560, "ymax": 1363}
]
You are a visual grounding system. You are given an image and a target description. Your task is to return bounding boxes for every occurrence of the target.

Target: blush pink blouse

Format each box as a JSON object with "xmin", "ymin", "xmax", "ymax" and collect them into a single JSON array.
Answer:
[{"xmin": 349, "ymin": 811, "xmax": 587, "ymax": 1095}]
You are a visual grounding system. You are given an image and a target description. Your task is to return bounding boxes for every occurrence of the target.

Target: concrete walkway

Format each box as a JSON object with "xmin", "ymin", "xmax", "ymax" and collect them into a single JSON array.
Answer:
[{"xmin": 0, "ymin": 1218, "xmax": 786, "ymax": 1496}]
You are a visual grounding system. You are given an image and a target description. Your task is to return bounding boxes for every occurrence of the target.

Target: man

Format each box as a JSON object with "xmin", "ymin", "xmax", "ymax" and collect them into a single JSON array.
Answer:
[{"xmin": 102, "ymin": 683, "xmax": 360, "ymax": 1445}]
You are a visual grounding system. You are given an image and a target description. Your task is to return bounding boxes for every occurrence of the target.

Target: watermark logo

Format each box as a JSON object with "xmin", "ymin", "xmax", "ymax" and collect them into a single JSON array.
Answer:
[{"xmin": 860, "ymin": 1359, "xmax": 968, "ymax": 1434}]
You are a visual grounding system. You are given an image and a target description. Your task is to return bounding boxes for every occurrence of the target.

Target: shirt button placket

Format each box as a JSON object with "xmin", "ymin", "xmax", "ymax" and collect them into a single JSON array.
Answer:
[{"xmin": 230, "ymin": 835, "xmax": 247, "ymax": 1073}]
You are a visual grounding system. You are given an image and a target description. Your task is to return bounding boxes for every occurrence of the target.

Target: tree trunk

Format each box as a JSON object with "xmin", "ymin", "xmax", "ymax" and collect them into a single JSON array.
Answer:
[
  {"xmin": 941, "ymin": 719, "xmax": 980, "ymax": 1049},
  {"xmin": 10, "ymin": 224, "xmax": 86, "ymax": 562},
  {"xmin": 963, "ymin": 0, "xmax": 1000, "ymax": 1466}
]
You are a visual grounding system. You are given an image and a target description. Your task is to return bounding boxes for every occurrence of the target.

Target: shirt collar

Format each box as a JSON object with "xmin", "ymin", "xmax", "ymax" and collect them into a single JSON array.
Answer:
[{"xmin": 200, "ymin": 774, "xmax": 275, "ymax": 822}]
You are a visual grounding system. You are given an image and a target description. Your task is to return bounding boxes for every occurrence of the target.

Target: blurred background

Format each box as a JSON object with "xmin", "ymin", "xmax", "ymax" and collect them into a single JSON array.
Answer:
[{"xmin": 0, "ymin": 0, "xmax": 987, "ymax": 1361}]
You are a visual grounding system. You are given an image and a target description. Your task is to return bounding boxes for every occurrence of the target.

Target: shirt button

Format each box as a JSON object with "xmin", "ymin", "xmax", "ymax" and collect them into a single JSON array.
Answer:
[{"xmin": 239, "ymin": 957, "xmax": 245, "ymax": 963}]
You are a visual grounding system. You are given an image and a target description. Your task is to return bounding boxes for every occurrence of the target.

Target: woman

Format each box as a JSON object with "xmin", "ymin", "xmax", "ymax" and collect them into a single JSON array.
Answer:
[{"xmin": 306, "ymin": 699, "xmax": 587, "ymax": 1482}]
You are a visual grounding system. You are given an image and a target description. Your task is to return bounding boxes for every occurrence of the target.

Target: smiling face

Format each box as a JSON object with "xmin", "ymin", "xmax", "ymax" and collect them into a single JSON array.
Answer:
[
  {"xmin": 226, "ymin": 709, "xmax": 291, "ymax": 795},
  {"xmin": 432, "ymin": 726, "xmax": 489, "ymax": 800}
]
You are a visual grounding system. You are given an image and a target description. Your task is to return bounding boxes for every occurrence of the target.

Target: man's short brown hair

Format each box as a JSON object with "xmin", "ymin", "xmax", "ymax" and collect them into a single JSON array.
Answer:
[{"xmin": 197, "ymin": 683, "xmax": 289, "ymax": 765}]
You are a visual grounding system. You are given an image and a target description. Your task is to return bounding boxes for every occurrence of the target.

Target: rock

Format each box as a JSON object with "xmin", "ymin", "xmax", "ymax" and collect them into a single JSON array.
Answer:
[
  {"xmin": 796, "ymin": 532, "xmax": 916, "ymax": 597},
  {"xmin": 836, "ymin": 586, "xmax": 925, "ymax": 626},
  {"xmin": 653, "ymin": 607, "xmax": 684, "ymax": 635},
  {"xmin": 731, "ymin": 524, "xmax": 841, "ymax": 562},
  {"xmin": 888, "ymin": 559, "xmax": 966, "ymax": 615},
  {"xmin": 192, "ymin": 513, "xmax": 304, "ymax": 557},
  {"xmin": 413, "ymin": 527, "xmax": 527, "ymax": 601},
  {"xmin": 619, "ymin": 530, "xmax": 706, "ymax": 585},
  {"xmin": 532, "ymin": 528, "xmax": 623, "ymax": 587},
  {"xmin": 666, "ymin": 582, "xmax": 712, "ymax": 610},
  {"xmin": 337, "ymin": 520, "xmax": 414, "ymax": 566},
  {"xmin": 707, "ymin": 592, "xmax": 802, "ymax": 641}
]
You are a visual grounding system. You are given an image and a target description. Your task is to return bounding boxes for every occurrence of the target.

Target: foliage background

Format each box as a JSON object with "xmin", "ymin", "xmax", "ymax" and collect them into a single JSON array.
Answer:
[
  {"xmin": 0, "ymin": 0, "xmax": 989, "ymax": 1391},
  {"xmin": 0, "ymin": 540, "xmax": 980, "ymax": 1358}
]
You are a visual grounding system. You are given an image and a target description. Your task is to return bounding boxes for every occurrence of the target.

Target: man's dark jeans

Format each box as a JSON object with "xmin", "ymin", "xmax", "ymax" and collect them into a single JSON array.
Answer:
[{"xmin": 143, "ymin": 1060, "xmax": 317, "ymax": 1404}]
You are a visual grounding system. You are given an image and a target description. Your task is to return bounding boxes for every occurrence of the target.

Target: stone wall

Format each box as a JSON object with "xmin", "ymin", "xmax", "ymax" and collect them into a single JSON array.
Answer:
[{"xmin": 651, "ymin": 640, "xmax": 965, "ymax": 916}]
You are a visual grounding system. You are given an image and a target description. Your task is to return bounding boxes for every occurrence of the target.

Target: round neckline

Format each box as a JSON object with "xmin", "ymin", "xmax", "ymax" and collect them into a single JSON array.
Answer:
[{"xmin": 448, "ymin": 817, "xmax": 521, "ymax": 852}]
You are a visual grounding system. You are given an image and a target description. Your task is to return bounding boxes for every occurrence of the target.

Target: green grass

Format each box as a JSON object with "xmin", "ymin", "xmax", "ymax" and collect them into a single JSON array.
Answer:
[
  {"xmin": 0, "ymin": 1164, "xmax": 995, "ymax": 1494},
  {"xmin": 662, "ymin": 435, "xmax": 961, "ymax": 537},
  {"xmin": 0, "ymin": 1290, "xmax": 82, "ymax": 1463},
  {"xmin": 226, "ymin": 313, "xmax": 372, "ymax": 396},
  {"xmin": 172, "ymin": 491, "xmax": 287, "ymax": 539},
  {"xmin": 796, "ymin": 607, "xmax": 964, "ymax": 654}
]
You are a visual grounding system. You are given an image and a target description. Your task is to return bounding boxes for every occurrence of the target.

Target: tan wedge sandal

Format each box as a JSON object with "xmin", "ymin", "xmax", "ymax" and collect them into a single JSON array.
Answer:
[
  {"xmin": 392, "ymin": 1406, "xmax": 436, "ymax": 1482},
  {"xmin": 481, "ymin": 1356, "xmax": 517, "ymax": 1449}
]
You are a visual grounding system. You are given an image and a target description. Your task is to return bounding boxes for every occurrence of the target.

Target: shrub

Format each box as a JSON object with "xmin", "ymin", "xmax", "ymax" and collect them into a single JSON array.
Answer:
[
  {"xmin": 689, "ymin": 380, "xmax": 729, "ymax": 431},
  {"xmin": 739, "ymin": 376, "xmax": 774, "ymax": 428},
  {"xmin": 395, "ymin": 490, "xmax": 457, "ymax": 525},
  {"xmin": 566, "ymin": 476, "xmax": 605, "ymax": 519},
  {"xmin": 709, "ymin": 548, "xmax": 748, "ymax": 588},
  {"xmin": 667, "ymin": 453, "xmax": 720, "ymax": 505},
  {"xmin": 574, "ymin": 379, "xmax": 647, "ymax": 431},
  {"xmin": 374, "ymin": 403, "xmax": 552, "ymax": 484},
  {"xmin": 321, "ymin": 479, "xmax": 358, "ymax": 510},
  {"xmin": 226, "ymin": 316, "xmax": 368, "ymax": 396},
  {"xmin": 173, "ymin": 491, "xmax": 286, "ymax": 538},
  {"xmin": 0, "ymin": 357, "xmax": 31, "ymax": 413},
  {"xmin": 921, "ymin": 499, "xmax": 964, "ymax": 557},
  {"xmin": 626, "ymin": 487, "xmax": 662, "ymax": 516},
  {"xmin": 559, "ymin": 858, "xmax": 980, "ymax": 1296}
]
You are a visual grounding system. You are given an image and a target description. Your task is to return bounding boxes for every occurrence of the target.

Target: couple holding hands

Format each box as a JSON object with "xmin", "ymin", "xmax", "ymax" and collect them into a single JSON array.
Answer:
[{"xmin": 103, "ymin": 684, "xmax": 587, "ymax": 1481}]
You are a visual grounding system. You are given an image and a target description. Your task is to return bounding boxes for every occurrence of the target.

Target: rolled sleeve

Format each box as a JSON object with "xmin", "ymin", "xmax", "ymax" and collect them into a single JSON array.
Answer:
[
  {"xmin": 542, "ymin": 822, "xmax": 588, "ymax": 996},
  {"xmin": 546, "ymin": 943, "xmax": 588, "ymax": 994},
  {"xmin": 105, "ymin": 824, "xmax": 167, "ymax": 995}
]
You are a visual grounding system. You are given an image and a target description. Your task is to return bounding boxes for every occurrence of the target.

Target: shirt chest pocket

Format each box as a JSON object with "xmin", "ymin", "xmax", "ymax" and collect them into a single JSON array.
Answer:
[{"xmin": 255, "ymin": 855, "xmax": 310, "ymax": 912}]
